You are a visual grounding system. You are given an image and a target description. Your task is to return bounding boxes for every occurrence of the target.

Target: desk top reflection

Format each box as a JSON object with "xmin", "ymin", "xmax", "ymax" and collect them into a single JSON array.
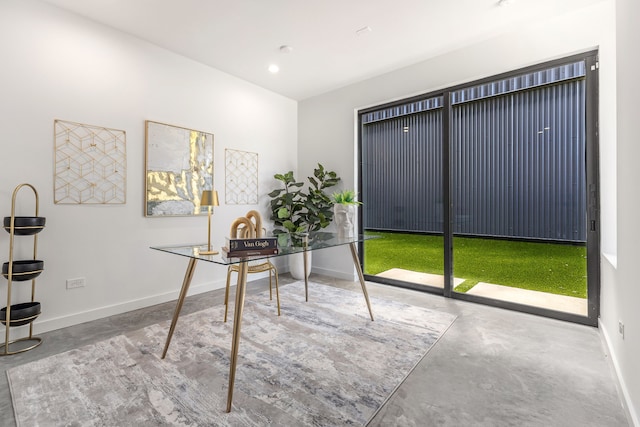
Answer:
[{"xmin": 150, "ymin": 232, "xmax": 379, "ymax": 265}]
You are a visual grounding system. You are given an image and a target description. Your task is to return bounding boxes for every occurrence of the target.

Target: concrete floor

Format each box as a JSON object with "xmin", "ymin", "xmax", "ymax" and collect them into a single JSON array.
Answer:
[{"xmin": 0, "ymin": 274, "xmax": 630, "ymax": 426}]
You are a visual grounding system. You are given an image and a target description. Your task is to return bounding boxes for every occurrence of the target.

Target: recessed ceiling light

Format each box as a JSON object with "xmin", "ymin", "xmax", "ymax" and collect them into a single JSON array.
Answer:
[
  {"xmin": 497, "ymin": 0, "xmax": 514, "ymax": 6},
  {"xmin": 279, "ymin": 45, "xmax": 293, "ymax": 54},
  {"xmin": 268, "ymin": 64, "xmax": 280, "ymax": 73}
]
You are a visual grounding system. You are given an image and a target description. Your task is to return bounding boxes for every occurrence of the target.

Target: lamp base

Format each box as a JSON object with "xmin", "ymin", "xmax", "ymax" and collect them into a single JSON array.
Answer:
[{"xmin": 200, "ymin": 249, "xmax": 219, "ymax": 255}]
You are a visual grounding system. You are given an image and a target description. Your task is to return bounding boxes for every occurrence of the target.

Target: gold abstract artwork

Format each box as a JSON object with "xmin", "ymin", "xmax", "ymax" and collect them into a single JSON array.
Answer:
[
  {"xmin": 225, "ymin": 149, "xmax": 258, "ymax": 205},
  {"xmin": 145, "ymin": 121, "xmax": 213, "ymax": 216},
  {"xmin": 54, "ymin": 119, "xmax": 127, "ymax": 204}
]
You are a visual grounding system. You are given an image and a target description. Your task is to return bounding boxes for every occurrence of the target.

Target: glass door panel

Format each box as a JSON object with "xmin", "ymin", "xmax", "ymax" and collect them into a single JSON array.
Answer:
[
  {"xmin": 450, "ymin": 73, "xmax": 588, "ymax": 316},
  {"xmin": 361, "ymin": 98, "xmax": 444, "ymax": 292}
]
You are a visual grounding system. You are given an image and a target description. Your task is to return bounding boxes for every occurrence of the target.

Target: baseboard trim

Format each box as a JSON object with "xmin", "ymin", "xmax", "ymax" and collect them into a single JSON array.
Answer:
[
  {"xmin": 311, "ymin": 265, "xmax": 357, "ymax": 282},
  {"xmin": 30, "ymin": 270, "xmax": 264, "ymax": 335},
  {"xmin": 599, "ymin": 319, "xmax": 639, "ymax": 427}
]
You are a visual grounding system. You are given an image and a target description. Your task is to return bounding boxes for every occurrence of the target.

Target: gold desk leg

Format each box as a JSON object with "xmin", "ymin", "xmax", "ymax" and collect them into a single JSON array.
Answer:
[
  {"xmin": 161, "ymin": 257, "xmax": 198, "ymax": 359},
  {"xmin": 274, "ymin": 264, "xmax": 281, "ymax": 316},
  {"xmin": 303, "ymin": 249, "xmax": 309, "ymax": 302},
  {"xmin": 224, "ymin": 266, "xmax": 233, "ymax": 323},
  {"xmin": 349, "ymin": 242, "xmax": 374, "ymax": 321},
  {"xmin": 226, "ymin": 261, "xmax": 249, "ymax": 413}
]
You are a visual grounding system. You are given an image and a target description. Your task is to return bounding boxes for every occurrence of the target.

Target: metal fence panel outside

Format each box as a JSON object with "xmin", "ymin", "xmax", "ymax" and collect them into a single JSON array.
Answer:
[
  {"xmin": 362, "ymin": 109, "xmax": 443, "ymax": 232},
  {"xmin": 452, "ymin": 80, "xmax": 586, "ymax": 241},
  {"xmin": 362, "ymin": 77, "xmax": 586, "ymax": 242}
]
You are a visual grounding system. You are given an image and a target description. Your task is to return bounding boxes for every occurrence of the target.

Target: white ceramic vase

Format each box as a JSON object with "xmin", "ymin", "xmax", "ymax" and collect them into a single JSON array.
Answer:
[
  {"xmin": 333, "ymin": 204, "xmax": 356, "ymax": 238},
  {"xmin": 288, "ymin": 251, "xmax": 312, "ymax": 279}
]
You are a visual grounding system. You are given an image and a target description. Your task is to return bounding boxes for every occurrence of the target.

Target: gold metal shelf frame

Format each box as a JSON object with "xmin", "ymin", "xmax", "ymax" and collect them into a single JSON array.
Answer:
[{"xmin": 2, "ymin": 183, "xmax": 43, "ymax": 355}]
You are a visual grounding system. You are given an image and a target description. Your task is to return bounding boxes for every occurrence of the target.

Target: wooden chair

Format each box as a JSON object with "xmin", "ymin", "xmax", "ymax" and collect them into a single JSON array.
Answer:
[{"xmin": 224, "ymin": 210, "xmax": 280, "ymax": 322}]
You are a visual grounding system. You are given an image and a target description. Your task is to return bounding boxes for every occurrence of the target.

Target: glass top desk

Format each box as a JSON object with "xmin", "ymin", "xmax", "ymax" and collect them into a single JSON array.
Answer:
[{"xmin": 151, "ymin": 232, "xmax": 378, "ymax": 412}]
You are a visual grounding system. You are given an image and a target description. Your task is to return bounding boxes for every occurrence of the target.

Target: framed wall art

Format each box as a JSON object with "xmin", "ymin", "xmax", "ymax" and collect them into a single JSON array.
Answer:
[
  {"xmin": 145, "ymin": 120, "xmax": 214, "ymax": 217},
  {"xmin": 54, "ymin": 119, "xmax": 127, "ymax": 204},
  {"xmin": 225, "ymin": 149, "xmax": 258, "ymax": 205}
]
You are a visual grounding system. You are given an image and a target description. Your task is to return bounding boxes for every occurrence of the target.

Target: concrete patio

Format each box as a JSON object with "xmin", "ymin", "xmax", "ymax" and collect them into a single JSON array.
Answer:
[{"xmin": 376, "ymin": 268, "xmax": 588, "ymax": 316}]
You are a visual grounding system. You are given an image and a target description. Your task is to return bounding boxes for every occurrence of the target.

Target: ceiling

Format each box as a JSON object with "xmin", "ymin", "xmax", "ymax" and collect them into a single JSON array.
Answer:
[{"xmin": 41, "ymin": 0, "xmax": 603, "ymax": 100}]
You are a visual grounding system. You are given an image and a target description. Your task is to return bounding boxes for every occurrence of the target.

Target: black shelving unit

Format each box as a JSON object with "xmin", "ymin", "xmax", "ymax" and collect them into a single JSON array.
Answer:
[{"xmin": 2, "ymin": 183, "xmax": 44, "ymax": 355}]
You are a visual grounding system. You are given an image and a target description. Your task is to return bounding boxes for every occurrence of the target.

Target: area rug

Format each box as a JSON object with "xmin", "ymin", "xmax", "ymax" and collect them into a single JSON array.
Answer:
[{"xmin": 7, "ymin": 281, "xmax": 456, "ymax": 426}]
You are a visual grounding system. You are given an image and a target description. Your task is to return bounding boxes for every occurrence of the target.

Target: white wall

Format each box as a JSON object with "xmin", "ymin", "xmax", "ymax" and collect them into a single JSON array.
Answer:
[
  {"xmin": 0, "ymin": 0, "xmax": 297, "ymax": 333},
  {"xmin": 602, "ymin": 0, "xmax": 640, "ymax": 423}
]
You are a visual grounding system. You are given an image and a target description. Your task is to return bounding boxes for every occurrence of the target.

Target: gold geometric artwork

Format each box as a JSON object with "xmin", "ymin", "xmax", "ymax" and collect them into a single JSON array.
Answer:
[
  {"xmin": 225, "ymin": 149, "xmax": 258, "ymax": 205},
  {"xmin": 54, "ymin": 119, "xmax": 127, "ymax": 204},
  {"xmin": 145, "ymin": 121, "xmax": 214, "ymax": 217}
]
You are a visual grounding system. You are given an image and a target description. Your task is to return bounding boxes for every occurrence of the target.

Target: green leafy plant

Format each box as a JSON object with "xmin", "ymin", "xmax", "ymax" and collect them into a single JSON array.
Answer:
[
  {"xmin": 300, "ymin": 164, "xmax": 340, "ymax": 232},
  {"xmin": 268, "ymin": 171, "xmax": 306, "ymax": 234},
  {"xmin": 332, "ymin": 189, "xmax": 362, "ymax": 205},
  {"xmin": 268, "ymin": 164, "xmax": 340, "ymax": 236}
]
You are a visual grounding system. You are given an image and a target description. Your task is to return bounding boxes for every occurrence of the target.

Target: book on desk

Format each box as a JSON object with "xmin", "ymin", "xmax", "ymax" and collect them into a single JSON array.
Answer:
[{"xmin": 223, "ymin": 236, "xmax": 279, "ymax": 257}]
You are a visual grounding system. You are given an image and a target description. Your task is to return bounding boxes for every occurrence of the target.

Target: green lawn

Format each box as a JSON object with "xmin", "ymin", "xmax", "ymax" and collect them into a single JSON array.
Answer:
[{"xmin": 364, "ymin": 231, "xmax": 587, "ymax": 298}]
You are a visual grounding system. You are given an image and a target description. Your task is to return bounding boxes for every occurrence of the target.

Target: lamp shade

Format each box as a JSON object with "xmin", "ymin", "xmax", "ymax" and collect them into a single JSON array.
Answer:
[{"xmin": 201, "ymin": 190, "xmax": 219, "ymax": 207}]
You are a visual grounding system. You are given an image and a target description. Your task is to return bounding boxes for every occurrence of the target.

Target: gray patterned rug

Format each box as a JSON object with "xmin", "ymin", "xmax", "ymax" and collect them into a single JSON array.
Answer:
[{"xmin": 7, "ymin": 281, "xmax": 456, "ymax": 426}]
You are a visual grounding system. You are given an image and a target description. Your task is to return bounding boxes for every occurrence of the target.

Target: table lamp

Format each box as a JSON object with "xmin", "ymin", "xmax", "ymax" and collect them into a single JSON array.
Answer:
[{"xmin": 200, "ymin": 189, "xmax": 219, "ymax": 255}]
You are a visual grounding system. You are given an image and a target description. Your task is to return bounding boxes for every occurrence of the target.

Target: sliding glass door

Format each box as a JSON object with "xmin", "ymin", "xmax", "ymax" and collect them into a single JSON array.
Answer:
[
  {"xmin": 450, "ymin": 65, "xmax": 589, "ymax": 317},
  {"xmin": 359, "ymin": 52, "xmax": 599, "ymax": 325}
]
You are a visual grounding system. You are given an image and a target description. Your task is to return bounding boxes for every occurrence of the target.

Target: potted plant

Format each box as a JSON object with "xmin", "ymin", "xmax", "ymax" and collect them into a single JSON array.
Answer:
[
  {"xmin": 332, "ymin": 190, "xmax": 362, "ymax": 238},
  {"xmin": 268, "ymin": 164, "xmax": 340, "ymax": 278}
]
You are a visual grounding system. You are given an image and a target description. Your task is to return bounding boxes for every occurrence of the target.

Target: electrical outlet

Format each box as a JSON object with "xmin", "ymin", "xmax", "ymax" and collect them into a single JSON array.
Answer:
[
  {"xmin": 618, "ymin": 320, "xmax": 624, "ymax": 339},
  {"xmin": 66, "ymin": 277, "xmax": 85, "ymax": 289}
]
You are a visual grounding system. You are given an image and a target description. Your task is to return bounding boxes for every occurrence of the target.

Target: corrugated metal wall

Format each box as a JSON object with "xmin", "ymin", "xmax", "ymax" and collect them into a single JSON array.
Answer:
[
  {"xmin": 362, "ymin": 62, "xmax": 587, "ymax": 242},
  {"xmin": 451, "ymin": 81, "xmax": 586, "ymax": 241},
  {"xmin": 362, "ymin": 107, "xmax": 443, "ymax": 232}
]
